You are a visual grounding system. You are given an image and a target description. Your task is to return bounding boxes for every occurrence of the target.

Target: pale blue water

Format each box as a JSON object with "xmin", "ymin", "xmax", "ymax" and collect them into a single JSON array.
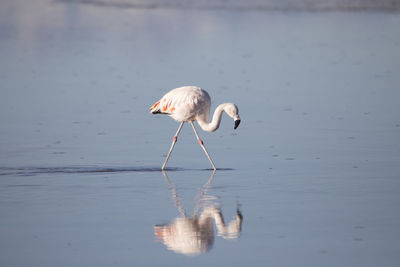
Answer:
[{"xmin": 1, "ymin": 0, "xmax": 400, "ymax": 266}]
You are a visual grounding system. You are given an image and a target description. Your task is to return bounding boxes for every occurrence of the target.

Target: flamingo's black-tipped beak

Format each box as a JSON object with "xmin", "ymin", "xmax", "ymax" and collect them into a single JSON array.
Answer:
[{"xmin": 234, "ymin": 119, "xmax": 241, "ymax": 130}]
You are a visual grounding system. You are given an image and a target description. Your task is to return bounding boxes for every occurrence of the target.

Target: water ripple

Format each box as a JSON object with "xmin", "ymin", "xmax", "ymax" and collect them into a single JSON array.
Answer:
[
  {"xmin": 54, "ymin": 0, "xmax": 400, "ymax": 12},
  {"xmin": 0, "ymin": 166, "xmax": 233, "ymax": 176}
]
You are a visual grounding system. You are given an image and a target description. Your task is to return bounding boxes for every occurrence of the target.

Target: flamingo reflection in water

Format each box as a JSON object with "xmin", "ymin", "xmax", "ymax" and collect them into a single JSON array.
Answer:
[{"xmin": 154, "ymin": 171, "xmax": 243, "ymax": 255}]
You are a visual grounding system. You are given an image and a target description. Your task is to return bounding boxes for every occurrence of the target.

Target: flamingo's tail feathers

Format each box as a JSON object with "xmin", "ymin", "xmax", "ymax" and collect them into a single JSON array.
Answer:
[
  {"xmin": 150, "ymin": 100, "xmax": 176, "ymax": 115},
  {"xmin": 150, "ymin": 101, "xmax": 161, "ymax": 114}
]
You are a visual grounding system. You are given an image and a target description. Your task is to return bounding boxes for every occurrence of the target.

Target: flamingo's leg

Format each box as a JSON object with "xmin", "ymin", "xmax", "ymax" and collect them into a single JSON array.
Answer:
[
  {"xmin": 161, "ymin": 121, "xmax": 184, "ymax": 170},
  {"xmin": 190, "ymin": 121, "xmax": 217, "ymax": 170}
]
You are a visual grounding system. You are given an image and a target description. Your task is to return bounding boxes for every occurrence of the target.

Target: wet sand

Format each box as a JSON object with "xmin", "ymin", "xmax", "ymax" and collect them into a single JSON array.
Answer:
[{"xmin": 1, "ymin": 0, "xmax": 400, "ymax": 266}]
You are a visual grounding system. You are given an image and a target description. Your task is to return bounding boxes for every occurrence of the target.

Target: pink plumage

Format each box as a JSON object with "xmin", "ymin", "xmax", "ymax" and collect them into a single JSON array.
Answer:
[{"xmin": 150, "ymin": 86, "xmax": 211, "ymax": 122}]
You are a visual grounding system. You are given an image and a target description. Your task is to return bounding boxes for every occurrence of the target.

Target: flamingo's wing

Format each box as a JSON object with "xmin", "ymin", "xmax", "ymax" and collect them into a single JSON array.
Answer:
[{"xmin": 150, "ymin": 86, "xmax": 211, "ymax": 121}]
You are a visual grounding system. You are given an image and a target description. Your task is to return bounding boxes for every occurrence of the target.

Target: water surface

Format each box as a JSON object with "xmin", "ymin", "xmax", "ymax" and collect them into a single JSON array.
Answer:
[{"xmin": 1, "ymin": 0, "xmax": 400, "ymax": 266}]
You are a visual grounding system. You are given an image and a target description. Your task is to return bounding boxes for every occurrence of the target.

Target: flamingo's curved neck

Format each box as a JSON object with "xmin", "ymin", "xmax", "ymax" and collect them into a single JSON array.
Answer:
[{"xmin": 196, "ymin": 104, "xmax": 226, "ymax": 132}]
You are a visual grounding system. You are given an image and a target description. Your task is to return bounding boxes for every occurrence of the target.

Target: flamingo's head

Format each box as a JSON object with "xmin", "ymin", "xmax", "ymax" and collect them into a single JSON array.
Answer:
[{"xmin": 224, "ymin": 103, "xmax": 241, "ymax": 129}]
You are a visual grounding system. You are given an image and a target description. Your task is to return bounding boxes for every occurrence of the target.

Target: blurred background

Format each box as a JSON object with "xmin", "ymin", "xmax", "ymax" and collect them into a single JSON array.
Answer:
[{"xmin": 1, "ymin": 0, "xmax": 400, "ymax": 167}]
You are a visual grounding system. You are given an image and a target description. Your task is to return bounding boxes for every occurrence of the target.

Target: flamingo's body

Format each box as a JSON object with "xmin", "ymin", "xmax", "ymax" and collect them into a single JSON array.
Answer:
[{"xmin": 150, "ymin": 86, "xmax": 240, "ymax": 170}]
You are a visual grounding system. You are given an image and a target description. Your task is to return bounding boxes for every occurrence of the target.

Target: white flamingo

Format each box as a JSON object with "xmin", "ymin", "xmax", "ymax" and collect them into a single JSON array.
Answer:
[{"xmin": 150, "ymin": 86, "xmax": 241, "ymax": 170}]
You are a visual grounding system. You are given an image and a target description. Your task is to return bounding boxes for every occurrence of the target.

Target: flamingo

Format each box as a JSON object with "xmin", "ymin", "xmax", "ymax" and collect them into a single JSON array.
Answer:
[{"xmin": 150, "ymin": 86, "xmax": 241, "ymax": 170}]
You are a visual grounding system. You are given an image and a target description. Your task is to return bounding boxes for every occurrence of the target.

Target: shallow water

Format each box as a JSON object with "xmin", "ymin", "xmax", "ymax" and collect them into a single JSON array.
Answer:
[{"xmin": 1, "ymin": 0, "xmax": 400, "ymax": 266}]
